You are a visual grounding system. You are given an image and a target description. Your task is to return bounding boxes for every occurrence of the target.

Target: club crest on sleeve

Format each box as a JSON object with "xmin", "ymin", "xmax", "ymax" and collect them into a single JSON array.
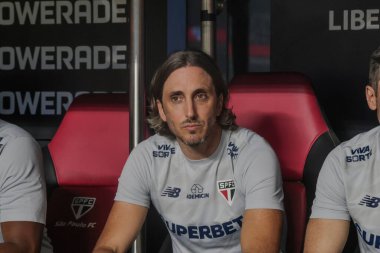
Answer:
[{"xmin": 217, "ymin": 179, "xmax": 235, "ymax": 206}]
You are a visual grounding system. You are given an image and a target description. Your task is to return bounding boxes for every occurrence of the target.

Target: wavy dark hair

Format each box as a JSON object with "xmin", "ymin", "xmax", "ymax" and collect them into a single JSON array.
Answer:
[
  {"xmin": 147, "ymin": 50, "xmax": 237, "ymax": 137},
  {"xmin": 369, "ymin": 46, "xmax": 380, "ymax": 92}
]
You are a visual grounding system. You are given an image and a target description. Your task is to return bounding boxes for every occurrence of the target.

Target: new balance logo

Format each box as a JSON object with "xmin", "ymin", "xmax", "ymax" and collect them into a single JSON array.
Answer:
[
  {"xmin": 161, "ymin": 187, "xmax": 181, "ymax": 198},
  {"xmin": 359, "ymin": 195, "xmax": 380, "ymax": 208},
  {"xmin": 0, "ymin": 137, "xmax": 4, "ymax": 155}
]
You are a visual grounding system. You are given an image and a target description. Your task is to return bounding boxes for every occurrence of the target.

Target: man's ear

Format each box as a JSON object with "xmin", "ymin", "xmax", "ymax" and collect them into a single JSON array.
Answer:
[
  {"xmin": 366, "ymin": 85, "xmax": 377, "ymax": 111},
  {"xmin": 157, "ymin": 100, "xmax": 167, "ymax": 122}
]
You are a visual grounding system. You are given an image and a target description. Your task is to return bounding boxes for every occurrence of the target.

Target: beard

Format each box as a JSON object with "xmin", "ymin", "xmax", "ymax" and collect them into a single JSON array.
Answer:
[
  {"xmin": 177, "ymin": 119, "xmax": 208, "ymax": 146},
  {"xmin": 178, "ymin": 133, "xmax": 207, "ymax": 147}
]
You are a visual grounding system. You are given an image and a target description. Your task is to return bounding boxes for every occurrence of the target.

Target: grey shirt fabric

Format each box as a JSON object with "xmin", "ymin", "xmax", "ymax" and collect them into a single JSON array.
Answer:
[
  {"xmin": 311, "ymin": 125, "xmax": 380, "ymax": 252},
  {"xmin": 0, "ymin": 119, "xmax": 53, "ymax": 253},
  {"xmin": 116, "ymin": 128, "xmax": 284, "ymax": 253}
]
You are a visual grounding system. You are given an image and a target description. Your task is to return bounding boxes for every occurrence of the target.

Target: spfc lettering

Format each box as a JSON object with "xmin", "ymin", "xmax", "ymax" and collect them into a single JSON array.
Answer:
[{"xmin": 71, "ymin": 197, "xmax": 96, "ymax": 220}]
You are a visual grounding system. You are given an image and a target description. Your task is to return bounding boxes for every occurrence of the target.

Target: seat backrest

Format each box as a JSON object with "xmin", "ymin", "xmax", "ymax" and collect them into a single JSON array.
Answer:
[
  {"xmin": 228, "ymin": 73, "xmax": 338, "ymax": 253},
  {"xmin": 44, "ymin": 93, "xmax": 130, "ymax": 253}
]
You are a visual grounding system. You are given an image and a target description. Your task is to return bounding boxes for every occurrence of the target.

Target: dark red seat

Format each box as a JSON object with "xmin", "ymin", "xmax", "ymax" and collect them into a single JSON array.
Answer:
[
  {"xmin": 228, "ymin": 73, "xmax": 339, "ymax": 253},
  {"xmin": 43, "ymin": 94, "xmax": 130, "ymax": 253}
]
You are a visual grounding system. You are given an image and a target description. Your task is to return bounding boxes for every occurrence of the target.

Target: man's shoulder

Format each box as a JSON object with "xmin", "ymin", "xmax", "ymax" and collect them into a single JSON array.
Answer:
[
  {"xmin": 227, "ymin": 128, "xmax": 277, "ymax": 163},
  {"xmin": 0, "ymin": 120, "xmax": 37, "ymax": 154},
  {"xmin": 229, "ymin": 127, "xmax": 270, "ymax": 149},
  {"xmin": 132, "ymin": 133, "xmax": 176, "ymax": 154},
  {"xmin": 229, "ymin": 127, "xmax": 257, "ymax": 140},
  {"xmin": 339, "ymin": 125, "xmax": 380, "ymax": 150},
  {"xmin": 139, "ymin": 133, "xmax": 175, "ymax": 145},
  {"xmin": 328, "ymin": 125, "xmax": 380, "ymax": 165},
  {"xmin": 0, "ymin": 119, "xmax": 34, "ymax": 140}
]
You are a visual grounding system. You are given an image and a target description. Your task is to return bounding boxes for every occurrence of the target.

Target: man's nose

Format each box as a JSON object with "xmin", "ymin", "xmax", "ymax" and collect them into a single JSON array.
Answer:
[{"xmin": 185, "ymin": 99, "xmax": 196, "ymax": 119}]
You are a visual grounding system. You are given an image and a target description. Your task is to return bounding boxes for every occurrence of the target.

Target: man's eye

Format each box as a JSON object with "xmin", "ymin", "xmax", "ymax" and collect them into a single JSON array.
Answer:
[
  {"xmin": 195, "ymin": 93, "xmax": 208, "ymax": 101},
  {"xmin": 171, "ymin": 95, "xmax": 183, "ymax": 103}
]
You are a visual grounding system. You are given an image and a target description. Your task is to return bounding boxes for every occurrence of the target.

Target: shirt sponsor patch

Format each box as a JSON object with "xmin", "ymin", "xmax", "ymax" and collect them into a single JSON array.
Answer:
[
  {"xmin": 346, "ymin": 145, "xmax": 372, "ymax": 163},
  {"xmin": 217, "ymin": 179, "xmax": 235, "ymax": 206},
  {"xmin": 187, "ymin": 184, "xmax": 209, "ymax": 199},
  {"xmin": 355, "ymin": 223, "xmax": 380, "ymax": 249},
  {"xmin": 152, "ymin": 144, "xmax": 175, "ymax": 158},
  {"xmin": 163, "ymin": 215, "xmax": 243, "ymax": 239}
]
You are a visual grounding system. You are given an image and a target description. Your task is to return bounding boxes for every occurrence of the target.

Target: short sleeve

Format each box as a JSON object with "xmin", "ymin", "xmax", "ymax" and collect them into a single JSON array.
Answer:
[
  {"xmin": 115, "ymin": 144, "xmax": 151, "ymax": 208},
  {"xmin": 236, "ymin": 136, "xmax": 284, "ymax": 211},
  {"xmin": 310, "ymin": 147, "xmax": 350, "ymax": 220},
  {"xmin": 0, "ymin": 137, "xmax": 46, "ymax": 224}
]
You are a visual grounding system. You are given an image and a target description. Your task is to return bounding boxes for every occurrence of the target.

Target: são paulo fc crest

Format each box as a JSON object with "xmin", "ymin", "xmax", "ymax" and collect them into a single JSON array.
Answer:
[
  {"xmin": 71, "ymin": 197, "xmax": 96, "ymax": 220},
  {"xmin": 217, "ymin": 179, "xmax": 235, "ymax": 206}
]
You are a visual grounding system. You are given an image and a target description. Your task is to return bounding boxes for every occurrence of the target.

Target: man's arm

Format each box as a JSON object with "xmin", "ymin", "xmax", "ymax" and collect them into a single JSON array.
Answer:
[
  {"xmin": 93, "ymin": 201, "xmax": 148, "ymax": 253},
  {"xmin": 0, "ymin": 221, "xmax": 44, "ymax": 253},
  {"xmin": 0, "ymin": 134, "xmax": 47, "ymax": 253},
  {"xmin": 304, "ymin": 218, "xmax": 350, "ymax": 253},
  {"xmin": 304, "ymin": 147, "xmax": 350, "ymax": 253},
  {"xmin": 240, "ymin": 209, "xmax": 283, "ymax": 253}
]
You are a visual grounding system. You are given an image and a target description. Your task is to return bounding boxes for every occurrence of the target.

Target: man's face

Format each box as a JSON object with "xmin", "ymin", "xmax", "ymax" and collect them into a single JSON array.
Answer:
[{"xmin": 157, "ymin": 66, "xmax": 223, "ymax": 147}]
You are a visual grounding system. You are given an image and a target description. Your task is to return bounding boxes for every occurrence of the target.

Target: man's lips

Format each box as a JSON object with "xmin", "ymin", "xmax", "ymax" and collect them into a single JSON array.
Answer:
[{"xmin": 182, "ymin": 123, "xmax": 201, "ymax": 131}]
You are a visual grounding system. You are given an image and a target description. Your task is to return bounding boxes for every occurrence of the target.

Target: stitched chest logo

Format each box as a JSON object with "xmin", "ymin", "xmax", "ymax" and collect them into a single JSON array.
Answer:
[
  {"xmin": 217, "ymin": 179, "xmax": 235, "ymax": 206},
  {"xmin": 227, "ymin": 142, "xmax": 239, "ymax": 159},
  {"xmin": 359, "ymin": 195, "xmax": 380, "ymax": 208},
  {"xmin": 187, "ymin": 184, "xmax": 209, "ymax": 199},
  {"xmin": 153, "ymin": 144, "xmax": 175, "ymax": 158},
  {"xmin": 346, "ymin": 145, "xmax": 372, "ymax": 163},
  {"xmin": 161, "ymin": 186, "xmax": 181, "ymax": 198}
]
